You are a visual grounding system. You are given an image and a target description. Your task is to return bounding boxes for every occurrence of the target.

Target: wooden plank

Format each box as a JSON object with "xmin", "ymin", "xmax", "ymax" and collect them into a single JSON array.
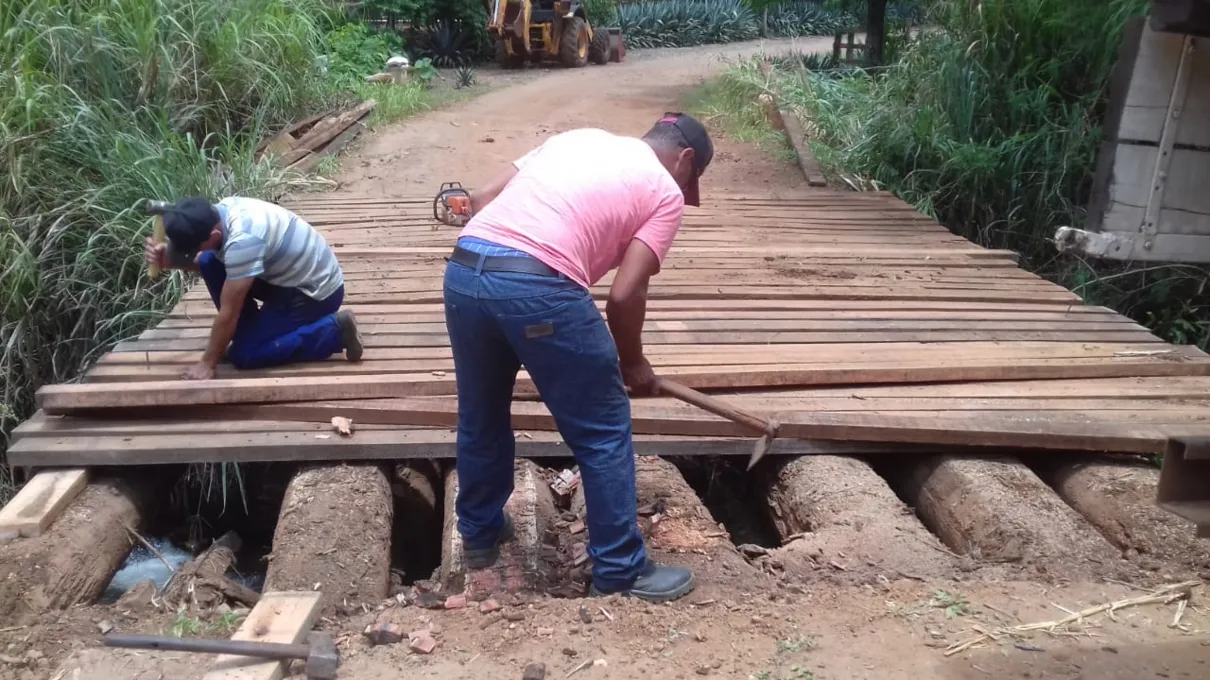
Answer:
[
  {"xmin": 280, "ymin": 101, "xmax": 376, "ymax": 168},
  {"xmin": 46, "ymin": 351, "xmax": 1210, "ymax": 414},
  {"xmin": 136, "ymin": 320, "xmax": 1144, "ymax": 342},
  {"xmin": 98, "ymin": 341, "xmax": 1173, "ymax": 364},
  {"xmin": 65, "ymin": 398, "xmax": 1189, "ymax": 456},
  {"xmin": 6, "ymin": 429, "xmax": 906, "ymax": 466},
  {"xmin": 83, "ymin": 355, "xmax": 1209, "ymax": 384},
  {"xmin": 151, "ymin": 308, "xmax": 1129, "ymax": 329},
  {"xmin": 202, "ymin": 591, "xmax": 323, "ymax": 680},
  {"xmin": 0, "ymin": 469, "xmax": 88, "ymax": 540},
  {"xmin": 161, "ymin": 299, "xmax": 1111, "ymax": 319},
  {"xmin": 16, "ymin": 188, "xmax": 1210, "ymax": 465},
  {"xmin": 113, "ymin": 328, "xmax": 1164, "ymax": 353}
]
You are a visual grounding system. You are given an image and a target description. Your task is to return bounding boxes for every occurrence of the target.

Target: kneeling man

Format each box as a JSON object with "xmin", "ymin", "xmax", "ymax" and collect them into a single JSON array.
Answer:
[{"xmin": 144, "ymin": 195, "xmax": 362, "ymax": 380}]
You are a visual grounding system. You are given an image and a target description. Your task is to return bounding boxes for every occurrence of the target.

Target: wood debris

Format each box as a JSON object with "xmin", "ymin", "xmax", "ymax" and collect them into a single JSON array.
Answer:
[
  {"xmin": 944, "ymin": 581, "xmax": 1202, "ymax": 656},
  {"xmin": 255, "ymin": 101, "xmax": 376, "ymax": 174},
  {"xmin": 331, "ymin": 416, "xmax": 354, "ymax": 437}
]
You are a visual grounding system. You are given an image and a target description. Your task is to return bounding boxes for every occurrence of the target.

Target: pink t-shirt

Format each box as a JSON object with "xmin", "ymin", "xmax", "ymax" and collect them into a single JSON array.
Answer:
[{"xmin": 458, "ymin": 128, "xmax": 685, "ymax": 288}]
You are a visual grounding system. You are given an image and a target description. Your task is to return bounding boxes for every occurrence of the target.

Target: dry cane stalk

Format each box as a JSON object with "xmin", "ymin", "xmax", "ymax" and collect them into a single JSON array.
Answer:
[{"xmin": 944, "ymin": 580, "xmax": 1201, "ymax": 657}]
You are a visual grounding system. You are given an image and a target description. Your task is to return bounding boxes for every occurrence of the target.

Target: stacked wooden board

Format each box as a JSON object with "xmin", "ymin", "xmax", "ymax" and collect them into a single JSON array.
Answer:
[{"xmin": 11, "ymin": 190, "xmax": 1210, "ymax": 466}]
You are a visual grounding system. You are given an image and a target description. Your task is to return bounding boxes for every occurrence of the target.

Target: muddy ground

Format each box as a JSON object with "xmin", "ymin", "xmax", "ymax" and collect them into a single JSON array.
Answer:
[{"xmin": 3, "ymin": 38, "xmax": 1209, "ymax": 680}]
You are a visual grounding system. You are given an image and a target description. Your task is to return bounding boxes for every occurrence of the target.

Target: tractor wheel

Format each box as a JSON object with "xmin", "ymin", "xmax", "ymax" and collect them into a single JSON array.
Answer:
[
  {"xmin": 588, "ymin": 26, "xmax": 610, "ymax": 65},
  {"xmin": 496, "ymin": 38, "xmax": 526, "ymax": 69},
  {"xmin": 559, "ymin": 16, "xmax": 589, "ymax": 68}
]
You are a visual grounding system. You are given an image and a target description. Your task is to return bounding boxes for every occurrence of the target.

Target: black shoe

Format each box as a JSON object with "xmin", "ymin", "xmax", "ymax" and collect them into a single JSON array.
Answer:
[
  {"xmin": 589, "ymin": 562, "xmax": 695, "ymax": 604},
  {"xmin": 464, "ymin": 512, "xmax": 516, "ymax": 570},
  {"xmin": 336, "ymin": 310, "xmax": 363, "ymax": 362}
]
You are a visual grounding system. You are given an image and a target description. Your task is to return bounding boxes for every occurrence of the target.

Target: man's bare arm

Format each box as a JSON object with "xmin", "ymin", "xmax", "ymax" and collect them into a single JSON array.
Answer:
[
  {"xmin": 469, "ymin": 164, "xmax": 519, "ymax": 215},
  {"xmin": 606, "ymin": 239, "xmax": 662, "ymax": 394},
  {"xmin": 200, "ymin": 277, "xmax": 254, "ymax": 367}
]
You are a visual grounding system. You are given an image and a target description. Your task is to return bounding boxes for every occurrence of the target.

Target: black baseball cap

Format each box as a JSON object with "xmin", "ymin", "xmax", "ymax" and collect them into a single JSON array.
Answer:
[
  {"xmin": 162, "ymin": 196, "xmax": 221, "ymax": 257},
  {"xmin": 654, "ymin": 112, "xmax": 713, "ymax": 207}
]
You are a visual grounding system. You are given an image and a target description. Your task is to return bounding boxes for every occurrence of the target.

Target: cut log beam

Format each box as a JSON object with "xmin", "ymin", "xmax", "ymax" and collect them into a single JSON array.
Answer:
[
  {"xmin": 263, "ymin": 464, "xmax": 393, "ymax": 615},
  {"xmin": 761, "ymin": 455, "xmax": 956, "ymax": 582},
  {"xmin": 439, "ymin": 459, "xmax": 560, "ymax": 596},
  {"xmin": 0, "ymin": 475, "xmax": 160, "ymax": 625},
  {"xmin": 882, "ymin": 455, "xmax": 1125, "ymax": 580},
  {"xmin": 1029, "ymin": 454, "xmax": 1210, "ymax": 573}
]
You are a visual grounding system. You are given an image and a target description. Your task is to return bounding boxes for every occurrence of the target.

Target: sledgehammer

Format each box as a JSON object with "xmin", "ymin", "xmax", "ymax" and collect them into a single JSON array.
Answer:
[
  {"xmin": 102, "ymin": 631, "xmax": 339, "ymax": 679},
  {"xmin": 653, "ymin": 377, "xmax": 780, "ymax": 470}
]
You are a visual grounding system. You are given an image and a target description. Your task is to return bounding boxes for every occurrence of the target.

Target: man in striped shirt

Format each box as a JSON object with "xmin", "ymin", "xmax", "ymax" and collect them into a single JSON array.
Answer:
[{"xmin": 143, "ymin": 195, "xmax": 362, "ymax": 380}]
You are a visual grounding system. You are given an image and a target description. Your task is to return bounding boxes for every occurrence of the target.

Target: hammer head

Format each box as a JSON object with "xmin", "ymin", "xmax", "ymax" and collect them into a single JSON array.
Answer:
[
  {"xmin": 304, "ymin": 631, "xmax": 339, "ymax": 679},
  {"xmin": 143, "ymin": 199, "xmax": 172, "ymax": 216}
]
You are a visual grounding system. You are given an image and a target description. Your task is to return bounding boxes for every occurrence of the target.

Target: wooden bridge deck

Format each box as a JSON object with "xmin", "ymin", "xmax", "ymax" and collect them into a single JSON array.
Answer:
[{"xmin": 11, "ymin": 190, "xmax": 1210, "ymax": 465}]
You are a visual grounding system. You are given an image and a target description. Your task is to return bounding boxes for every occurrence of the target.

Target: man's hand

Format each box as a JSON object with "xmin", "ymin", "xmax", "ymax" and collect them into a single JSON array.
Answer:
[
  {"xmin": 621, "ymin": 356, "xmax": 658, "ymax": 396},
  {"xmin": 182, "ymin": 361, "xmax": 216, "ymax": 381},
  {"xmin": 144, "ymin": 237, "xmax": 167, "ymax": 269}
]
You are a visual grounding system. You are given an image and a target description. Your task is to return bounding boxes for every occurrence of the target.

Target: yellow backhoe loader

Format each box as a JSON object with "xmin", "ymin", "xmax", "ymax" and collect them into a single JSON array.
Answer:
[{"xmin": 488, "ymin": 0, "xmax": 610, "ymax": 68}]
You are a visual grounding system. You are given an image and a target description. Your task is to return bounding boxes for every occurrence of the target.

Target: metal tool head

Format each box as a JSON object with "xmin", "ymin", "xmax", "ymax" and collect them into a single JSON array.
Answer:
[
  {"xmin": 747, "ymin": 418, "xmax": 780, "ymax": 471},
  {"xmin": 304, "ymin": 631, "xmax": 339, "ymax": 679},
  {"xmin": 143, "ymin": 199, "xmax": 172, "ymax": 216}
]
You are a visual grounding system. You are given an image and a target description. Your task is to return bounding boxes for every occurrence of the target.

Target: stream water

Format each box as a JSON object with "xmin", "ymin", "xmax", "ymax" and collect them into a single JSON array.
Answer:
[{"xmin": 101, "ymin": 537, "xmax": 266, "ymax": 604}]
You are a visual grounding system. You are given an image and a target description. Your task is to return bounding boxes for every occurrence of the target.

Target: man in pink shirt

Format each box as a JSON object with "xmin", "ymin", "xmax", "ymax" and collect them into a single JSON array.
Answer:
[{"xmin": 438, "ymin": 113, "xmax": 712, "ymax": 603}]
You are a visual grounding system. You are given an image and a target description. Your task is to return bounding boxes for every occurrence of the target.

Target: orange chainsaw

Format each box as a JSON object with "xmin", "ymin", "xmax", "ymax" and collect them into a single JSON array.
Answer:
[{"xmin": 433, "ymin": 182, "xmax": 472, "ymax": 226}]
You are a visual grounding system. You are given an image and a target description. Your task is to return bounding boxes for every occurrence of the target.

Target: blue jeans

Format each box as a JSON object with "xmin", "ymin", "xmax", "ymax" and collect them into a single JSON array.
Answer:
[
  {"xmin": 197, "ymin": 251, "xmax": 345, "ymax": 369},
  {"xmin": 443, "ymin": 246, "xmax": 648, "ymax": 591}
]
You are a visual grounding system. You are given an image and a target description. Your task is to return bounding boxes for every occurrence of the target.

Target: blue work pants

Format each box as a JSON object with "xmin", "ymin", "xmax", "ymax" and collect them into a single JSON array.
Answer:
[
  {"xmin": 442, "ymin": 247, "xmax": 648, "ymax": 591},
  {"xmin": 197, "ymin": 251, "xmax": 344, "ymax": 369}
]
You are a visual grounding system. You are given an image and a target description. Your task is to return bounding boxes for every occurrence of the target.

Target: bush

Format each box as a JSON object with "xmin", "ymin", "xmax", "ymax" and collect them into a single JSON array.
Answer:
[
  {"xmin": 617, "ymin": 0, "xmax": 760, "ymax": 48},
  {"xmin": 324, "ymin": 22, "xmax": 406, "ymax": 86},
  {"xmin": 764, "ymin": 1, "xmax": 849, "ymax": 37},
  {"xmin": 584, "ymin": 0, "xmax": 620, "ymax": 24},
  {"xmin": 787, "ymin": 0, "xmax": 1142, "ymax": 257},
  {"xmin": 352, "ymin": 0, "xmax": 492, "ymax": 65},
  {"xmin": 0, "ymin": 0, "xmax": 336, "ymax": 473},
  {"xmin": 616, "ymin": 0, "xmax": 920, "ymax": 49},
  {"xmin": 744, "ymin": 0, "xmax": 1210, "ymax": 348}
]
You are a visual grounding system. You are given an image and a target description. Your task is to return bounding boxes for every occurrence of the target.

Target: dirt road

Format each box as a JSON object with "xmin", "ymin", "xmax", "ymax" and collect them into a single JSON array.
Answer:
[
  {"xmin": 327, "ymin": 37, "xmax": 834, "ymax": 201},
  {"xmin": 16, "ymin": 38, "xmax": 1210, "ymax": 680}
]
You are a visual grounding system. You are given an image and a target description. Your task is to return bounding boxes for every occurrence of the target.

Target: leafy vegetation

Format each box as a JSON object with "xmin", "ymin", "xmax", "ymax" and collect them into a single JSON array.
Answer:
[
  {"xmin": 707, "ymin": 0, "xmax": 1208, "ymax": 354},
  {"xmin": 0, "ymin": 0, "xmax": 463, "ymax": 505},
  {"xmin": 584, "ymin": 0, "xmax": 620, "ymax": 24},
  {"xmin": 323, "ymin": 21, "xmax": 406, "ymax": 88},
  {"xmin": 456, "ymin": 64, "xmax": 478, "ymax": 89},
  {"xmin": 0, "ymin": 0, "xmax": 333, "ymax": 476},
  {"xmin": 618, "ymin": 0, "xmax": 760, "ymax": 49},
  {"xmin": 616, "ymin": 0, "xmax": 922, "ymax": 49},
  {"xmin": 351, "ymin": 0, "xmax": 491, "ymax": 65}
]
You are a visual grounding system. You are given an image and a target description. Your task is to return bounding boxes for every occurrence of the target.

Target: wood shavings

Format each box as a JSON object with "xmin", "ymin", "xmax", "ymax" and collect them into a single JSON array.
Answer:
[{"xmin": 331, "ymin": 416, "xmax": 354, "ymax": 436}]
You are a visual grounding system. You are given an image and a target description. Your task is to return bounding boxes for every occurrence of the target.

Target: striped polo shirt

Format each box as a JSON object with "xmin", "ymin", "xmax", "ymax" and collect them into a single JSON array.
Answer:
[{"xmin": 214, "ymin": 197, "xmax": 344, "ymax": 301}]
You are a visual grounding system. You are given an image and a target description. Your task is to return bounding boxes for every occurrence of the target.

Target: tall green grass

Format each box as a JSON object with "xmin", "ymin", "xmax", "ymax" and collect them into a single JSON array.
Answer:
[
  {"xmin": 714, "ymin": 0, "xmax": 1210, "ymax": 346},
  {"xmin": 0, "ymin": 0, "xmax": 343, "ymax": 502}
]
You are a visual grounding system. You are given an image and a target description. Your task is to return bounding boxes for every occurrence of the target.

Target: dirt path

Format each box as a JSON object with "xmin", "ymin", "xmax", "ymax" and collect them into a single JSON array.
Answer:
[
  {"xmin": 324, "ymin": 37, "xmax": 833, "ymax": 201},
  {"xmin": 10, "ymin": 38, "xmax": 1210, "ymax": 680}
]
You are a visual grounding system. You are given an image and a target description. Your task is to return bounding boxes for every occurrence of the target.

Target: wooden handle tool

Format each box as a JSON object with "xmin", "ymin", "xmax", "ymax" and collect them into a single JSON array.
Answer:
[
  {"xmin": 143, "ymin": 199, "xmax": 171, "ymax": 280},
  {"xmin": 653, "ymin": 377, "xmax": 779, "ymax": 470}
]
